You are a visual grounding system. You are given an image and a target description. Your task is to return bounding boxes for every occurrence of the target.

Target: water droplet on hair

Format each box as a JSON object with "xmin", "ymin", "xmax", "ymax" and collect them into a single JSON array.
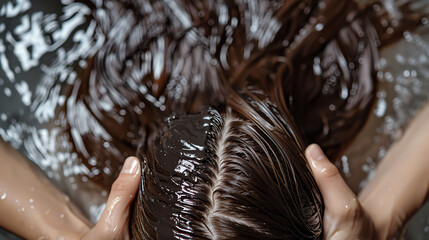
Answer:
[{"xmin": 315, "ymin": 23, "xmax": 324, "ymax": 31}]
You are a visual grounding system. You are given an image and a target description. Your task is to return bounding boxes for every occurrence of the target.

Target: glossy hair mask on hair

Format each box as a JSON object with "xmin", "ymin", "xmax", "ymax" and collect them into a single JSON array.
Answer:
[
  {"xmin": 131, "ymin": 95, "xmax": 324, "ymax": 240},
  {"xmin": 0, "ymin": 0, "xmax": 425, "ymax": 237}
]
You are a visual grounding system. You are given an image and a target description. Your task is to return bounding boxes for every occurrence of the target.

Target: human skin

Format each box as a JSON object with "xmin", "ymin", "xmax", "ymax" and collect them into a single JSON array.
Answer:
[
  {"xmin": 0, "ymin": 139, "xmax": 140, "ymax": 240},
  {"xmin": 306, "ymin": 144, "xmax": 375, "ymax": 240},
  {"xmin": 306, "ymin": 102, "xmax": 429, "ymax": 240},
  {"xmin": 358, "ymin": 101, "xmax": 429, "ymax": 239}
]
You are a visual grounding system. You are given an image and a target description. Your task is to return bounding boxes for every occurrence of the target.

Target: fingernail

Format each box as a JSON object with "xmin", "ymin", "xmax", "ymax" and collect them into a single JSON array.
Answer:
[
  {"xmin": 122, "ymin": 157, "xmax": 139, "ymax": 174},
  {"xmin": 308, "ymin": 144, "xmax": 325, "ymax": 161}
]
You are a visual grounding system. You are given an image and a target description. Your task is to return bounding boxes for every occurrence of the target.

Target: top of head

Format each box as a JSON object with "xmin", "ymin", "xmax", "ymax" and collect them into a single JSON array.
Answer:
[{"xmin": 131, "ymin": 93, "xmax": 323, "ymax": 240}]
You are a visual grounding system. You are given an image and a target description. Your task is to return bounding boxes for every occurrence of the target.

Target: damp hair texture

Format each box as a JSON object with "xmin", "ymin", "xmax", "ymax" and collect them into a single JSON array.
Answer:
[
  {"xmin": 131, "ymin": 92, "xmax": 323, "ymax": 240},
  {"xmin": 124, "ymin": 0, "xmax": 424, "ymax": 237},
  {"xmin": 70, "ymin": 0, "xmax": 426, "ymax": 188},
  {"xmin": 66, "ymin": 0, "xmax": 426, "ymax": 235}
]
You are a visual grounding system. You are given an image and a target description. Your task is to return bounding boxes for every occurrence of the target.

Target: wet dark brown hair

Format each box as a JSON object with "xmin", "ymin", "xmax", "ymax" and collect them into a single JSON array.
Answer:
[
  {"xmin": 62, "ymin": 0, "xmax": 425, "ymax": 238},
  {"xmin": 67, "ymin": 0, "xmax": 424, "ymax": 188},
  {"xmin": 130, "ymin": 90, "xmax": 323, "ymax": 239}
]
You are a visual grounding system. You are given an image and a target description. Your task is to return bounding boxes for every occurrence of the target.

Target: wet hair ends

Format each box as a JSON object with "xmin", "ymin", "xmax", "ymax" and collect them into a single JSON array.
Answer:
[
  {"xmin": 63, "ymin": 0, "xmax": 426, "ymax": 237},
  {"xmin": 130, "ymin": 93, "xmax": 323, "ymax": 240},
  {"xmin": 69, "ymin": 0, "xmax": 427, "ymax": 190}
]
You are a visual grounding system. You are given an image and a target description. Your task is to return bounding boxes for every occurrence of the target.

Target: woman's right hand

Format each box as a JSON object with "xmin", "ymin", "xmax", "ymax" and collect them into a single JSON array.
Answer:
[
  {"xmin": 81, "ymin": 156, "xmax": 141, "ymax": 240},
  {"xmin": 0, "ymin": 137, "xmax": 141, "ymax": 240}
]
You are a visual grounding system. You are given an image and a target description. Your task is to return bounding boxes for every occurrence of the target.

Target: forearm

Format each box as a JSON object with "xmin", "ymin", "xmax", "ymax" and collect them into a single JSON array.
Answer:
[
  {"xmin": 0, "ymin": 140, "xmax": 90, "ymax": 240},
  {"xmin": 359, "ymin": 102, "xmax": 429, "ymax": 239}
]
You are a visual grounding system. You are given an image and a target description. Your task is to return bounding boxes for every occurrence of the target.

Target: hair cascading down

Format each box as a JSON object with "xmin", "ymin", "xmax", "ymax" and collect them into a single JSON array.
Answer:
[
  {"xmin": 64, "ymin": 0, "xmax": 426, "ymax": 238},
  {"xmin": 68, "ymin": 0, "xmax": 424, "ymax": 189},
  {"xmin": 121, "ymin": 0, "xmax": 425, "ymax": 239}
]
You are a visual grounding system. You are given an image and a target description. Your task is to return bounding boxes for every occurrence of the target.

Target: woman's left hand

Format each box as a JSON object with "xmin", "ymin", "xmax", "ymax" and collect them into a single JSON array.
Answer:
[{"xmin": 305, "ymin": 144, "xmax": 375, "ymax": 240}]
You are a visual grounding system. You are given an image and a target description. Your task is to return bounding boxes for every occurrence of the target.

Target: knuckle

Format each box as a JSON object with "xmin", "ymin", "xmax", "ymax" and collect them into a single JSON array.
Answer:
[
  {"xmin": 342, "ymin": 198, "xmax": 361, "ymax": 218},
  {"xmin": 111, "ymin": 179, "xmax": 129, "ymax": 195},
  {"xmin": 320, "ymin": 164, "xmax": 340, "ymax": 180}
]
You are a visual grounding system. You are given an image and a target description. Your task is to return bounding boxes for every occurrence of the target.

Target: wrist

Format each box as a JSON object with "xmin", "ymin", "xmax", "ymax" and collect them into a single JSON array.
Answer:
[{"xmin": 35, "ymin": 201, "xmax": 90, "ymax": 239}]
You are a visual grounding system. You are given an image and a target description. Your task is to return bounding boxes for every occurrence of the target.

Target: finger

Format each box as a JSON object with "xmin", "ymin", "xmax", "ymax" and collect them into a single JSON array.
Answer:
[
  {"xmin": 92, "ymin": 157, "xmax": 141, "ymax": 239},
  {"xmin": 305, "ymin": 144, "xmax": 358, "ymax": 215}
]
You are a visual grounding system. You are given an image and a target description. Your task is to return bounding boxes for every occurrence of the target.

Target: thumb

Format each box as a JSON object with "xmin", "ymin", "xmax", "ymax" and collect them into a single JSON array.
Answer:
[
  {"xmin": 305, "ymin": 144, "xmax": 364, "ymax": 239},
  {"xmin": 305, "ymin": 144, "xmax": 358, "ymax": 214},
  {"xmin": 86, "ymin": 156, "xmax": 141, "ymax": 240}
]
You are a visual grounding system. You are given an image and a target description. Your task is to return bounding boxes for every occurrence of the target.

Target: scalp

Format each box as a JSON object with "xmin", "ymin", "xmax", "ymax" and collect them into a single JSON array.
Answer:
[{"xmin": 131, "ymin": 93, "xmax": 324, "ymax": 240}]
